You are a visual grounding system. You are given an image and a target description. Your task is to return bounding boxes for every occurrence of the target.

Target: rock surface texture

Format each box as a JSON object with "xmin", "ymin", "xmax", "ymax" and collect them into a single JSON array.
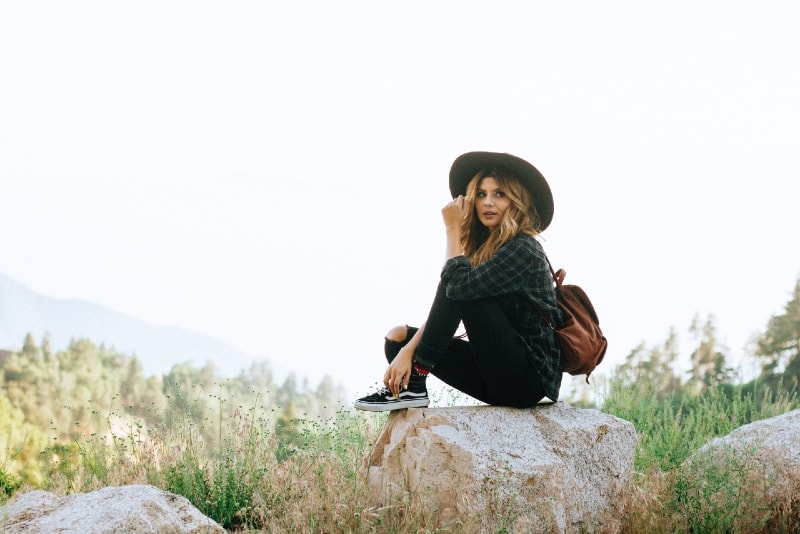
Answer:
[
  {"xmin": 0, "ymin": 484, "xmax": 225, "ymax": 534},
  {"xmin": 362, "ymin": 403, "xmax": 637, "ymax": 533}
]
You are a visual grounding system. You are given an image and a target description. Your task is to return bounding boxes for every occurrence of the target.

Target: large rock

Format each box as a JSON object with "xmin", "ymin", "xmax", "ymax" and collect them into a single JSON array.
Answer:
[
  {"xmin": 690, "ymin": 408, "xmax": 800, "ymax": 471},
  {"xmin": 362, "ymin": 403, "xmax": 637, "ymax": 533},
  {"xmin": 0, "ymin": 484, "xmax": 225, "ymax": 534},
  {"xmin": 677, "ymin": 409, "xmax": 800, "ymax": 532}
]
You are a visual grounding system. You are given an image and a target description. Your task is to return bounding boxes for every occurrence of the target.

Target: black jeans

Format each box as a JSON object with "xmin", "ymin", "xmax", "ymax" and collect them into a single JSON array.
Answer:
[{"xmin": 384, "ymin": 281, "xmax": 546, "ymax": 408}]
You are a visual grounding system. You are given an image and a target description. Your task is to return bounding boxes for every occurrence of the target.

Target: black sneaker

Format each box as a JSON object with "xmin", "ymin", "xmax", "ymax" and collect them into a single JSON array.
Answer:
[{"xmin": 353, "ymin": 375, "xmax": 429, "ymax": 412}]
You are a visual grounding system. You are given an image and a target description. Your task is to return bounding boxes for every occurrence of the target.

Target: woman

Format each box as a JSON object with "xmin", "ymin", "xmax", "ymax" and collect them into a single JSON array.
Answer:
[{"xmin": 354, "ymin": 151, "xmax": 563, "ymax": 411}]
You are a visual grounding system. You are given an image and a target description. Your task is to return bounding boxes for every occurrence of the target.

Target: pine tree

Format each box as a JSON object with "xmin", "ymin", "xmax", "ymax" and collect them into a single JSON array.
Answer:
[
  {"xmin": 688, "ymin": 314, "xmax": 732, "ymax": 394},
  {"xmin": 755, "ymin": 278, "xmax": 800, "ymax": 386}
]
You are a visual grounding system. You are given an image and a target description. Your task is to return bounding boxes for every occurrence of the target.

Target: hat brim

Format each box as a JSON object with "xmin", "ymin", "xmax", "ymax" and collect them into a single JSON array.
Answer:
[{"xmin": 449, "ymin": 151, "xmax": 554, "ymax": 231}]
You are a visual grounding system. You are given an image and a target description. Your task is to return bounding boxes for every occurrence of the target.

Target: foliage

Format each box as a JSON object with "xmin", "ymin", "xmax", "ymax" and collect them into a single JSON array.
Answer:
[
  {"xmin": 670, "ymin": 441, "xmax": 775, "ymax": 533},
  {"xmin": 687, "ymin": 313, "xmax": 734, "ymax": 394},
  {"xmin": 615, "ymin": 327, "xmax": 683, "ymax": 400},
  {"xmin": 162, "ymin": 407, "xmax": 268, "ymax": 530},
  {"xmin": 0, "ymin": 390, "xmax": 48, "ymax": 489},
  {"xmin": 0, "ymin": 335, "xmax": 347, "ymax": 492},
  {"xmin": 756, "ymin": 277, "xmax": 800, "ymax": 385},
  {"xmin": 602, "ymin": 373, "xmax": 798, "ymax": 473},
  {"xmin": 0, "ymin": 468, "xmax": 19, "ymax": 499}
]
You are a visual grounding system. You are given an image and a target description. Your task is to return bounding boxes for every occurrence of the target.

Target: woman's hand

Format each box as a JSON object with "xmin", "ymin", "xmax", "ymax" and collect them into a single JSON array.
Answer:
[
  {"xmin": 442, "ymin": 195, "xmax": 465, "ymax": 259},
  {"xmin": 384, "ymin": 346, "xmax": 413, "ymax": 397},
  {"xmin": 442, "ymin": 195, "xmax": 466, "ymax": 230}
]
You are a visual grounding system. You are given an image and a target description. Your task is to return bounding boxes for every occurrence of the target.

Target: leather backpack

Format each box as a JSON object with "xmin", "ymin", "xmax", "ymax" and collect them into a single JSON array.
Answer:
[{"xmin": 536, "ymin": 259, "xmax": 608, "ymax": 383}]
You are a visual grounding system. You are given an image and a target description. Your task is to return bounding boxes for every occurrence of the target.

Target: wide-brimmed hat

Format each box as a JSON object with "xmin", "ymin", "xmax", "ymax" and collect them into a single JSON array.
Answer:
[{"xmin": 449, "ymin": 151, "xmax": 554, "ymax": 231}]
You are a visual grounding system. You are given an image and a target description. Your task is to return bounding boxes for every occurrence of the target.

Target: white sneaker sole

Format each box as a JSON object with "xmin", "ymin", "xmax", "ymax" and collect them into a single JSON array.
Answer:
[{"xmin": 353, "ymin": 397, "xmax": 430, "ymax": 412}]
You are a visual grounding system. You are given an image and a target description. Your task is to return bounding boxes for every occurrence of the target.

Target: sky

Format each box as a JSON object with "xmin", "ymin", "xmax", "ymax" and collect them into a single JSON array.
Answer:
[{"xmin": 1, "ymin": 1, "xmax": 799, "ymax": 401}]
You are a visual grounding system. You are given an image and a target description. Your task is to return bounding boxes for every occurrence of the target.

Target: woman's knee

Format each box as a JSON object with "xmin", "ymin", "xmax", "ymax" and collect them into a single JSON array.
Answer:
[{"xmin": 385, "ymin": 325, "xmax": 408, "ymax": 343}]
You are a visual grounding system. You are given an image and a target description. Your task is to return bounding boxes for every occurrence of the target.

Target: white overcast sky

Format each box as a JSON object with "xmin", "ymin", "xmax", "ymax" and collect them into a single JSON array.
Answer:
[{"xmin": 2, "ymin": 1, "xmax": 799, "ymax": 399}]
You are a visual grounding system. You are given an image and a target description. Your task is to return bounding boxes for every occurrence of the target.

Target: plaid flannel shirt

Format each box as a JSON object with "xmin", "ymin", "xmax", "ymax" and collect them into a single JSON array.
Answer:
[{"xmin": 440, "ymin": 234, "xmax": 563, "ymax": 402}]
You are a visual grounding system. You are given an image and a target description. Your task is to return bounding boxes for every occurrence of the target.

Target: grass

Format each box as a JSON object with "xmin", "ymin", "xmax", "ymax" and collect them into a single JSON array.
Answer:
[
  {"xmin": 36, "ymin": 399, "xmax": 388, "ymax": 532},
  {"xmin": 2, "ymin": 379, "xmax": 799, "ymax": 532},
  {"xmin": 600, "ymin": 376, "xmax": 800, "ymax": 533}
]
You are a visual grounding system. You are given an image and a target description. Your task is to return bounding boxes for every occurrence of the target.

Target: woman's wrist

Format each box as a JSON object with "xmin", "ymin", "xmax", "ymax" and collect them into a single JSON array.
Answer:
[
  {"xmin": 397, "ymin": 346, "xmax": 415, "ymax": 362},
  {"xmin": 445, "ymin": 232, "xmax": 462, "ymax": 259}
]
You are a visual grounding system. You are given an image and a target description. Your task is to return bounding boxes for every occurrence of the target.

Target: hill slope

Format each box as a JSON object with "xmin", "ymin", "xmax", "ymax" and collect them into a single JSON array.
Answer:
[{"xmin": 0, "ymin": 272, "xmax": 255, "ymax": 376}]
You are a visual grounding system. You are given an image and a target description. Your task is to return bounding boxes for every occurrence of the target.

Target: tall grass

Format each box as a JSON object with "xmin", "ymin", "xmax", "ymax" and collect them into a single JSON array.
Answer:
[
  {"xmin": 600, "ymin": 375, "xmax": 800, "ymax": 533},
  {"xmin": 36, "ymin": 399, "xmax": 390, "ymax": 532},
  {"xmin": 4, "ymin": 379, "xmax": 799, "ymax": 532}
]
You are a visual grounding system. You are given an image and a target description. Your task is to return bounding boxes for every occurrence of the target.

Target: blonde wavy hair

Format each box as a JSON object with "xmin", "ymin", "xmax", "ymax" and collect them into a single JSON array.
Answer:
[{"xmin": 461, "ymin": 168, "xmax": 543, "ymax": 266}]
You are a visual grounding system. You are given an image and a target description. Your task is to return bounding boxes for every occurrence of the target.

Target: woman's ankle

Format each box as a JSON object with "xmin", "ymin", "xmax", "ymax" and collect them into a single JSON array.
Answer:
[{"xmin": 412, "ymin": 361, "xmax": 430, "ymax": 377}]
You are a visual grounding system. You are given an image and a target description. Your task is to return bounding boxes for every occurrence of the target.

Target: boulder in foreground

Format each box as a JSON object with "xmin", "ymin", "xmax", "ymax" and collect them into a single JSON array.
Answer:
[
  {"xmin": 0, "ymin": 484, "xmax": 225, "ymax": 534},
  {"xmin": 677, "ymin": 409, "xmax": 800, "ymax": 532},
  {"xmin": 362, "ymin": 403, "xmax": 637, "ymax": 533}
]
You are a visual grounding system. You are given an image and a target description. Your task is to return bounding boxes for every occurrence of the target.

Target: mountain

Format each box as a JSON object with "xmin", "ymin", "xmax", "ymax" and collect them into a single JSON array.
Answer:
[{"xmin": 0, "ymin": 272, "xmax": 256, "ymax": 376}]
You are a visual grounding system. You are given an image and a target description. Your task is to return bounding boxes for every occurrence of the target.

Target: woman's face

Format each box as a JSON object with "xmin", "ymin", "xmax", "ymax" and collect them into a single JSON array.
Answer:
[{"xmin": 475, "ymin": 177, "xmax": 511, "ymax": 232}]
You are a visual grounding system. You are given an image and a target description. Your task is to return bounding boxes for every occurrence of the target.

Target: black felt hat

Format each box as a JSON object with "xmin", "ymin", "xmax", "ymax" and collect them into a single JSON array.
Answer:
[{"xmin": 449, "ymin": 151, "xmax": 554, "ymax": 231}]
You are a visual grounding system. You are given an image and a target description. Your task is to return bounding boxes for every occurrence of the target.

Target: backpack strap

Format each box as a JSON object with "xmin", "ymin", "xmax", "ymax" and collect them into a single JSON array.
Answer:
[
  {"xmin": 535, "ymin": 255, "xmax": 562, "ymax": 331},
  {"xmin": 544, "ymin": 255, "xmax": 565, "ymax": 288}
]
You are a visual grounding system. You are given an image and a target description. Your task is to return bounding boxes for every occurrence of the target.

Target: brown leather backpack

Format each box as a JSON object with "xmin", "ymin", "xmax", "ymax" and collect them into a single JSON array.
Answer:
[{"xmin": 536, "ymin": 260, "xmax": 608, "ymax": 383}]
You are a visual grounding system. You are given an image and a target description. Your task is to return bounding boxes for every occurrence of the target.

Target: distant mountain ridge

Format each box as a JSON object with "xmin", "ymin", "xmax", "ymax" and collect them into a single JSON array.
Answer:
[{"xmin": 0, "ymin": 272, "xmax": 256, "ymax": 376}]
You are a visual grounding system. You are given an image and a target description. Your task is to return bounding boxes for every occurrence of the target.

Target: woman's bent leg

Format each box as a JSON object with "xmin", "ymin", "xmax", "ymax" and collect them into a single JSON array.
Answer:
[
  {"xmin": 413, "ymin": 282, "xmax": 463, "ymax": 369},
  {"xmin": 367, "ymin": 284, "xmax": 545, "ymax": 409},
  {"xmin": 423, "ymin": 295, "xmax": 545, "ymax": 407},
  {"xmin": 427, "ymin": 338, "xmax": 497, "ymax": 403},
  {"xmin": 384, "ymin": 325, "xmax": 418, "ymax": 364},
  {"xmin": 461, "ymin": 299, "xmax": 546, "ymax": 407}
]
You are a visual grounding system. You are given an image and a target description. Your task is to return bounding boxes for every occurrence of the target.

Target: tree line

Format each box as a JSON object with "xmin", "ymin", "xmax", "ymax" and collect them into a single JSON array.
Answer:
[
  {"xmin": 597, "ymin": 276, "xmax": 800, "ymax": 405},
  {"xmin": 0, "ymin": 335, "xmax": 347, "ymax": 493}
]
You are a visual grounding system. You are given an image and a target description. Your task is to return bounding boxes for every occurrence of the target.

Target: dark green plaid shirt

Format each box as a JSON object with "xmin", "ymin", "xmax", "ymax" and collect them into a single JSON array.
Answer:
[{"xmin": 440, "ymin": 234, "xmax": 563, "ymax": 402}]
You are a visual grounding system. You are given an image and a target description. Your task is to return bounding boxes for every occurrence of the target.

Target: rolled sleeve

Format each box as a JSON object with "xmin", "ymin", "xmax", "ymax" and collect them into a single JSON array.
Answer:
[{"xmin": 441, "ymin": 237, "xmax": 539, "ymax": 300}]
